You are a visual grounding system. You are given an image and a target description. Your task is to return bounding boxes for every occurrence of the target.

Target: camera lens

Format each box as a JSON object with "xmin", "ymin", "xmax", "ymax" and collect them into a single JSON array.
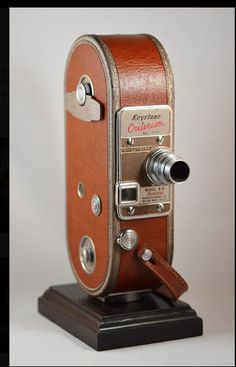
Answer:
[
  {"xmin": 145, "ymin": 148, "xmax": 190, "ymax": 185},
  {"xmin": 169, "ymin": 161, "xmax": 190, "ymax": 183}
]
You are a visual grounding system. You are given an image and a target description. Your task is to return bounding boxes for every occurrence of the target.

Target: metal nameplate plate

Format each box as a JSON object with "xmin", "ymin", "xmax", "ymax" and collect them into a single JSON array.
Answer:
[
  {"xmin": 115, "ymin": 105, "xmax": 173, "ymax": 220},
  {"xmin": 117, "ymin": 105, "xmax": 171, "ymax": 138},
  {"xmin": 140, "ymin": 186, "xmax": 170, "ymax": 205},
  {"xmin": 121, "ymin": 146, "xmax": 152, "ymax": 154}
]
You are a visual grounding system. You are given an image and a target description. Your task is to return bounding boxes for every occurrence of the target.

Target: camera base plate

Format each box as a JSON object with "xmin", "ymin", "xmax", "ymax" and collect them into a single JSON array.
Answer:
[{"xmin": 38, "ymin": 283, "xmax": 203, "ymax": 351}]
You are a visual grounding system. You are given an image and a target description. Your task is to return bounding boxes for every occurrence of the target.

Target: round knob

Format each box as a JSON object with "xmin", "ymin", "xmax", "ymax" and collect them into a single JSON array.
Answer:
[
  {"xmin": 145, "ymin": 148, "xmax": 190, "ymax": 185},
  {"xmin": 80, "ymin": 236, "xmax": 96, "ymax": 274},
  {"xmin": 117, "ymin": 229, "xmax": 138, "ymax": 251}
]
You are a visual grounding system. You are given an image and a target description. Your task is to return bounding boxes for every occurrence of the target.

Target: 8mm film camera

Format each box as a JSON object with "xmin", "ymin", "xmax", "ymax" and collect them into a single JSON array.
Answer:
[{"xmin": 38, "ymin": 34, "xmax": 203, "ymax": 350}]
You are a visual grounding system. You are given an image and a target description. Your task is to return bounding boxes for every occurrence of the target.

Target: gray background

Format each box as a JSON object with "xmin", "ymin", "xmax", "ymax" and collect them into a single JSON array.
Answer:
[{"xmin": 10, "ymin": 8, "xmax": 234, "ymax": 366}]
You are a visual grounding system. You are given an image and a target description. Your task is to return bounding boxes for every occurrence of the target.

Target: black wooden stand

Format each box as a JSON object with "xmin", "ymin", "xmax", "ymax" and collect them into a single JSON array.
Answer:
[{"xmin": 38, "ymin": 283, "xmax": 203, "ymax": 351}]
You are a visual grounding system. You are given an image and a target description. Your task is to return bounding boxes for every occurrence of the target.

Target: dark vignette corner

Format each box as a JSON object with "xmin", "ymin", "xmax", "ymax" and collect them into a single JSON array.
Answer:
[{"xmin": 0, "ymin": 6, "xmax": 9, "ymax": 366}]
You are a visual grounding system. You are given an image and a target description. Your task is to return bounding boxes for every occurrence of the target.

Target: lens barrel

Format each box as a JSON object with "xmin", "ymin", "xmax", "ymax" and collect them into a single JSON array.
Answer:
[{"xmin": 145, "ymin": 149, "xmax": 190, "ymax": 185}]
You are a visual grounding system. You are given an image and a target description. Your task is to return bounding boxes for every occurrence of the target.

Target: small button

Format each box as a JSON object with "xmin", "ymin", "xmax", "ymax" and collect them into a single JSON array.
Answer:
[{"xmin": 141, "ymin": 249, "xmax": 153, "ymax": 261}]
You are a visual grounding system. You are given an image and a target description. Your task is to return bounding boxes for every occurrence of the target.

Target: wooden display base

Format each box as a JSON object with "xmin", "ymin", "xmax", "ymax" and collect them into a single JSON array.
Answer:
[{"xmin": 38, "ymin": 283, "xmax": 203, "ymax": 351}]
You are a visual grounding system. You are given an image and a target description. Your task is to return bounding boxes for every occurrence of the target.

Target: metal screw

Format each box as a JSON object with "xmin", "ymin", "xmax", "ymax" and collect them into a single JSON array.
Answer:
[
  {"xmin": 77, "ymin": 182, "xmax": 85, "ymax": 198},
  {"xmin": 76, "ymin": 83, "xmax": 86, "ymax": 106},
  {"xmin": 141, "ymin": 249, "xmax": 153, "ymax": 262},
  {"xmin": 127, "ymin": 138, "xmax": 134, "ymax": 146},
  {"xmin": 127, "ymin": 206, "xmax": 135, "ymax": 215},
  {"xmin": 156, "ymin": 135, "xmax": 164, "ymax": 145},
  {"xmin": 156, "ymin": 203, "xmax": 164, "ymax": 212},
  {"xmin": 91, "ymin": 195, "xmax": 101, "ymax": 216}
]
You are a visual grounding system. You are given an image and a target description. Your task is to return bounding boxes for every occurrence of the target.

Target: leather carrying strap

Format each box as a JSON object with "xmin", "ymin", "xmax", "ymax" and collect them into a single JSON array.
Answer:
[{"xmin": 137, "ymin": 247, "xmax": 188, "ymax": 300}]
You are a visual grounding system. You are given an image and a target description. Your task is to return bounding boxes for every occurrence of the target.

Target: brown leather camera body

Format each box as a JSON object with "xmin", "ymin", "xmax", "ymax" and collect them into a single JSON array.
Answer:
[{"xmin": 65, "ymin": 34, "xmax": 189, "ymax": 299}]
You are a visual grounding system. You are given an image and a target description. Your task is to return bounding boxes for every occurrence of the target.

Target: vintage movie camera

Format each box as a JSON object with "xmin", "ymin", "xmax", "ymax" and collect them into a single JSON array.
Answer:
[
  {"xmin": 65, "ymin": 34, "xmax": 190, "ymax": 300},
  {"xmin": 38, "ymin": 35, "xmax": 203, "ymax": 351}
]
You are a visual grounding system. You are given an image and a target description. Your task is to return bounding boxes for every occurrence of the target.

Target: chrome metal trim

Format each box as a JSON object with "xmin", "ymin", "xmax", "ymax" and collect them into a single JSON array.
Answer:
[
  {"xmin": 66, "ymin": 73, "xmax": 101, "ymax": 121},
  {"xmin": 65, "ymin": 91, "xmax": 101, "ymax": 122},
  {"xmin": 115, "ymin": 181, "xmax": 140, "ymax": 207},
  {"xmin": 117, "ymin": 203, "xmax": 172, "ymax": 220}
]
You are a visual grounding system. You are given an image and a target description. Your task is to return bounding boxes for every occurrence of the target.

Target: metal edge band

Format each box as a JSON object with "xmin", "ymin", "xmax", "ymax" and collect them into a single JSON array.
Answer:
[
  {"xmin": 145, "ymin": 34, "xmax": 175, "ymax": 265},
  {"xmin": 64, "ymin": 34, "xmax": 121, "ymax": 296},
  {"xmin": 92, "ymin": 35, "xmax": 122, "ymax": 295}
]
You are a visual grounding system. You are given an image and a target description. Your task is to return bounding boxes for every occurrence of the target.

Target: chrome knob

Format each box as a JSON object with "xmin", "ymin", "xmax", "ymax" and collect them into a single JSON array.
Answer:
[
  {"xmin": 117, "ymin": 229, "xmax": 138, "ymax": 251},
  {"xmin": 80, "ymin": 236, "xmax": 96, "ymax": 274}
]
